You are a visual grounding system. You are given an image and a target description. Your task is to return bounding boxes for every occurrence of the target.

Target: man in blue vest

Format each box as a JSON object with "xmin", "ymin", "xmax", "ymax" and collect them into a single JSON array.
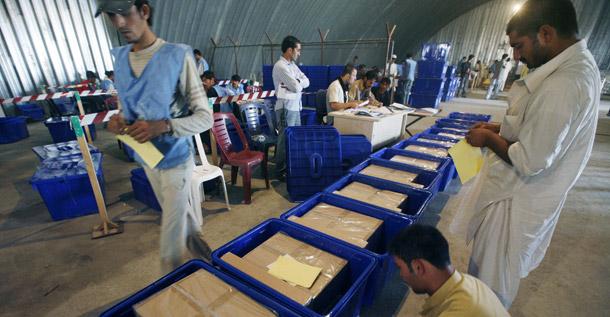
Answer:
[{"xmin": 96, "ymin": 0, "xmax": 214, "ymax": 273}]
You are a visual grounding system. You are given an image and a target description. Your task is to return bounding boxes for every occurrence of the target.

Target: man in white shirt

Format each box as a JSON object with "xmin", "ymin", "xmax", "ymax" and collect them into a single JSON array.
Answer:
[
  {"xmin": 459, "ymin": 0, "xmax": 600, "ymax": 308},
  {"xmin": 325, "ymin": 64, "xmax": 359, "ymax": 125},
  {"xmin": 385, "ymin": 54, "xmax": 398, "ymax": 89},
  {"xmin": 272, "ymin": 36, "xmax": 309, "ymax": 179},
  {"xmin": 485, "ymin": 54, "xmax": 508, "ymax": 100}
]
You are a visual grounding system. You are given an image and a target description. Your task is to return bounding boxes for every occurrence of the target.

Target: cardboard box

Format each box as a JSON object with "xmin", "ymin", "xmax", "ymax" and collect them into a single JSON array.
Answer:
[
  {"xmin": 390, "ymin": 155, "xmax": 440, "ymax": 170},
  {"xmin": 220, "ymin": 233, "xmax": 347, "ymax": 309},
  {"xmin": 333, "ymin": 181, "xmax": 408, "ymax": 213},
  {"xmin": 287, "ymin": 203, "xmax": 383, "ymax": 248},
  {"xmin": 358, "ymin": 164, "xmax": 424, "ymax": 188},
  {"xmin": 133, "ymin": 269, "xmax": 275, "ymax": 317},
  {"xmin": 438, "ymin": 132, "xmax": 465, "ymax": 139},
  {"xmin": 404, "ymin": 145, "xmax": 448, "ymax": 157}
]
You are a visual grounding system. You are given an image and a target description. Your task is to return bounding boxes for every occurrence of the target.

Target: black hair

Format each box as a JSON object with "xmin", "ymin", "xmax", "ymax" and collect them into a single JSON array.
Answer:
[
  {"xmin": 342, "ymin": 64, "xmax": 356, "ymax": 76},
  {"xmin": 194, "ymin": 49, "xmax": 202, "ymax": 56},
  {"xmin": 468, "ymin": 54, "xmax": 475, "ymax": 60},
  {"xmin": 406, "ymin": 53, "xmax": 413, "ymax": 59},
  {"xmin": 105, "ymin": 70, "xmax": 114, "ymax": 77},
  {"xmin": 502, "ymin": 53, "xmax": 509, "ymax": 59},
  {"xmin": 281, "ymin": 36, "xmax": 300, "ymax": 53},
  {"xmin": 134, "ymin": 0, "xmax": 154, "ymax": 26},
  {"xmin": 506, "ymin": 0, "xmax": 578, "ymax": 38},
  {"xmin": 86, "ymin": 70, "xmax": 98, "ymax": 79},
  {"xmin": 363, "ymin": 70, "xmax": 378, "ymax": 81},
  {"xmin": 354, "ymin": 56, "xmax": 358, "ymax": 59},
  {"xmin": 380, "ymin": 77, "xmax": 391, "ymax": 85},
  {"xmin": 388, "ymin": 224, "xmax": 451, "ymax": 271},
  {"xmin": 358, "ymin": 64, "xmax": 366, "ymax": 70},
  {"xmin": 202, "ymin": 70, "xmax": 215, "ymax": 80},
  {"xmin": 231, "ymin": 74, "xmax": 241, "ymax": 82}
]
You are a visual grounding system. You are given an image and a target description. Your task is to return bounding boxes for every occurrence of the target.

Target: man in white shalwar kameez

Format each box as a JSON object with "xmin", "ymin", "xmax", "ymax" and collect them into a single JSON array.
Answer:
[{"xmin": 456, "ymin": 0, "xmax": 601, "ymax": 309}]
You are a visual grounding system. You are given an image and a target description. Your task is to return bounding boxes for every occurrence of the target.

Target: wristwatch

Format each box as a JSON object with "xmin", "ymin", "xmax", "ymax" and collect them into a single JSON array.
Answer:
[{"xmin": 165, "ymin": 119, "xmax": 172, "ymax": 134}]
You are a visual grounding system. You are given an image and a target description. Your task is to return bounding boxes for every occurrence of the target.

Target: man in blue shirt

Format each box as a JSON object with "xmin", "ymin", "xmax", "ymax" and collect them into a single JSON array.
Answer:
[
  {"xmin": 402, "ymin": 53, "xmax": 417, "ymax": 105},
  {"xmin": 97, "ymin": 0, "xmax": 214, "ymax": 273},
  {"xmin": 194, "ymin": 49, "xmax": 209, "ymax": 76}
]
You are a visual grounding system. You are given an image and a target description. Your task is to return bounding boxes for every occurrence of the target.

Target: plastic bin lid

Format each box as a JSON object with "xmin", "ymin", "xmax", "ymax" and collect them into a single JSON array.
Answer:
[
  {"xmin": 32, "ymin": 141, "xmax": 99, "ymax": 161},
  {"xmin": 45, "ymin": 116, "xmax": 71, "ymax": 123},
  {"xmin": 30, "ymin": 153, "xmax": 103, "ymax": 183}
]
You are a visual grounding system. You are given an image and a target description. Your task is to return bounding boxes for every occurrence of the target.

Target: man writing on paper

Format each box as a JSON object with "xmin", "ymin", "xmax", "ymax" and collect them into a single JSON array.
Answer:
[
  {"xmin": 348, "ymin": 70, "xmax": 378, "ymax": 104},
  {"xmin": 325, "ymin": 64, "xmax": 360, "ymax": 125},
  {"xmin": 272, "ymin": 35, "xmax": 309, "ymax": 180},
  {"xmin": 461, "ymin": 0, "xmax": 600, "ymax": 308},
  {"xmin": 389, "ymin": 225, "xmax": 509, "ymax": 316},
  {"xmin": 97, "ymin": 0, "xmax": 215, "ymax": 273}
]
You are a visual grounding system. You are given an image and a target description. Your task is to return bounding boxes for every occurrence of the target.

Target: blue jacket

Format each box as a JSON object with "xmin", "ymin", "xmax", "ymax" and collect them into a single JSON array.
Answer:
[{"xmin": 112, "ymin": 43, "xmax": 193, "ymax": 169}]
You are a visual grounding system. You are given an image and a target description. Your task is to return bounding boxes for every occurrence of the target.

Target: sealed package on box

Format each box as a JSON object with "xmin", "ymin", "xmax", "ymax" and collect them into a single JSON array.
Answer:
[
  {"xmin": 333, "ymin": 182, "xmax": 407, "ymax": 213},
  {"xmin": 358, "ymin": 164, "xmax": 424, "ymax": 188},
  {"xmin": 287, "ymin": 203, "xmax": 383, "ymax": 248},
  {"xmin": 133, "ymin": 269, "xmax": 276, "ymax": 317}
]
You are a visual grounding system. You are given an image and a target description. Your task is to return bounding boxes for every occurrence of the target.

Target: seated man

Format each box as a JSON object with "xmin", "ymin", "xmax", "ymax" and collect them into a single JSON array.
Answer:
[
  {"xmin": 389, "ymin": 224, "xmax": 509, "ymax": 317},
  {"xmin": 348, "ymin": 70, "xmax": 378, "ymax": 103},
  {"xmin": 226, "ymin": 74, "xmax": 245, "ymax": 118},
  {"xmin": 325, "ymin": 64, "xmax": 360, "ymax": 125},
  {"xmin": 201, "ymin": 71, "xmax": 219, "ymax": 106},
  {"xmin": 371, "ymin": 77, "xmax": 391, "ymax": 107},
  {"xmin": 227, "ymin": 74, "xmax": 245, "ymax": 96}
]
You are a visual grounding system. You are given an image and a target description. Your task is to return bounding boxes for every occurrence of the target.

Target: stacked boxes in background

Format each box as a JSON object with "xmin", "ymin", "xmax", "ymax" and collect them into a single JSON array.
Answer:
[
  {"xmin": 410, "ymin": 43, "xmax": 451, "ymax": 108},
  {"xmin": 44, "ymin": 117, "xmax": 97, "ymax": 143},
  {"xmin": 441, "ymin": 65, "xmax": 459, "ymax": 101},
  {"xmin": 306, "ymin": 65, "xmax": 330, "ymax": 110},
  {"xmin": 261, "ymin": 65, "xmax": 274, "ymax": 92},
  {"xmin": 17, "ymin": 103, "xmax": 45, "ymax": 120}
]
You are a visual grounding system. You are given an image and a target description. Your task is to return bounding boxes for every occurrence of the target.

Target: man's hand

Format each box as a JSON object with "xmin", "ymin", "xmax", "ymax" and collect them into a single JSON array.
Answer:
[
  {"xmin": 107, "ymin": 114, "xmax": 128, "ymax": 135},
  {"xmin": 470, "ymin": 121, "xmax": 501, "ymax": 134},
  {"xmin": 465, "ymin": 128, "xmax": 493, "ymax": 147},
  {"xmin": 348, "ymin": 101, "xmax": 360, "ymax": 109},
  {"xmin": 126, "ymin": 120, "xmax": 167, "ymax": 143}
]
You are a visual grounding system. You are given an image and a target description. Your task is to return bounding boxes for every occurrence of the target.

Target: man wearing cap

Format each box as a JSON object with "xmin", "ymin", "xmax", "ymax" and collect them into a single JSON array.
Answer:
[{"xmin": 97, "ymin": 0, "xmax": 214, "ymax": 273}]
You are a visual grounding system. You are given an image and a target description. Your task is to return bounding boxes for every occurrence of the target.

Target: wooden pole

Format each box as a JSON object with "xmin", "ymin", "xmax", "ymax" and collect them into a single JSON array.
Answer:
[
  {"xmin": 318, "ymin": 28, "xmax": 330, "ymax": 65},
  {"xmin": 265, "ymin": 32, "xmax": 278, "ymax": 64},
  {"xmin": 210, "ymin": 37, "xmax": 225, "ymax": 73},
  {"xmin": 69, "ymin": 116, "xmax": 122, "ymax": 239},
  {"xmin": 74, "ymin": 91, "xmax": 93, "ymax": 144},
  {"xmin": 382, "ymin": 22, "xmax": 397, "ymax": 78},
  {"xmin": 227, "ymin": 35, "xmax": 242, "ymax": 75}
]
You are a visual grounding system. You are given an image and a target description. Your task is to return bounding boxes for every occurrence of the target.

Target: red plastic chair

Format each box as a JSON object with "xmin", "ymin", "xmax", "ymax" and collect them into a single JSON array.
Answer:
[
  {"xmin": 105, "ymin": 96, "xmax": 118, "ymax": 111},
  {"xmin": 210, "ymin": 113, "xmax": 269, "ymax": 204}
]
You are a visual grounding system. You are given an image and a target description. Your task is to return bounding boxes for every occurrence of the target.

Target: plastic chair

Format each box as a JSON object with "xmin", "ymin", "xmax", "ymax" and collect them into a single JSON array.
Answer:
[
  {"xmin": 210, "ymin": 113, "xmax": 269, "ymax": 204},
  {"xmin": 315, "ymin": 89, "xmax": 328, "ymax": 125},
  {"xmin": 191, "ymin": 134, "xmax": 230, "ymax": 225},
  {"xmin": 239, "ymin": 103, "xmax": 277, "ymax": 161},
  {"xmin": 105, "ymin": 96, "xmax": 118, "ymax": 111}
]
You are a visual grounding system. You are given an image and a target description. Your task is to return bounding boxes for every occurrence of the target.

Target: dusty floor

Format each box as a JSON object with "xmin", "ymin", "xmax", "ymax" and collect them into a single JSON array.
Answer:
[{"xmin": 0, "ymin": 91, "xmax": 608, "ymax": 316}]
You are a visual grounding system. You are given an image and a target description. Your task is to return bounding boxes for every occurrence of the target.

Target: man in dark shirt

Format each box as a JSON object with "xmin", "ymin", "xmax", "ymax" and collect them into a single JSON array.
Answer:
[
  {"xmin": 457, "ymin": 54, "xmax": 474, "ymax": 97},
  {"xmin": 371, "ymin": 77, "xmax": 391, "ymax": 107}
]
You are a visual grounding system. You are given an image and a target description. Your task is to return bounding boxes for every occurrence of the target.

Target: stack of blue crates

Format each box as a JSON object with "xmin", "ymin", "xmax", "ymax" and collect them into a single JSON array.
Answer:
[
  {"xmin": 285, "ymin": 125, "xmax": 342, "ymax": 202},
  {"xmin": 298, "ymin": 65, "xmax": 309, "ymax": 107},
  {"xmin": 411, "ymin": 43, "xmax": 451, "ymax": 109},
  {"xmin": 261, "ymin": 65, "xmax": 273, "ymax": 92},
  {"xmin": 29, "ymin": 153, "xmax": 105, "ymax": 221},
  {"xmin": 441, "ymin": 65, "xmax": 459, "ymax": 101},
  {"xmin": 307, "ymin": 65, "xmax": 330, "ymax": 108},
  {"xmin": 0, "ymin": 117, "xmax": 29, "ymax": 144}
]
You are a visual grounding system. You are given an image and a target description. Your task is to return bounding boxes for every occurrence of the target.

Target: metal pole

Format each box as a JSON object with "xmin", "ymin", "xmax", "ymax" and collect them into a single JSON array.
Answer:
[
  {"xmin": 318, "ymin": 28, "xmax": 329, "ymax": 65},
  {"xmin": 383, "ymin": 22, "xmax": 396, "ymax": 78},
  {"xmin": 227, "ymin": 35, "xmax": 242, "ymax": 75},
  {"xmin": 265, "ymin": 32, "xmax": 278, "ymax": 65}
]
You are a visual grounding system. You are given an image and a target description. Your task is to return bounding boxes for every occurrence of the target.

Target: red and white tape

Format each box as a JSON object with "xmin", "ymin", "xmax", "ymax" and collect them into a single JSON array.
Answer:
[
  {"xmin": 216, "ymin": 79, "xmax": 249, "ymax": 86},
  {"xmin": 0, "ymin": 89, "xmax": 117, "ymax": 104},
  {"xmin": 211, "ymin": 90, "xmax": 274, "ymax": 104},
  {"xmin": 78, "ymin": 110, "xmax": 120, "ymax": 126},
  {"xmin": 44, "ymin": 83, "xmax": 91, "ymax": 90}
]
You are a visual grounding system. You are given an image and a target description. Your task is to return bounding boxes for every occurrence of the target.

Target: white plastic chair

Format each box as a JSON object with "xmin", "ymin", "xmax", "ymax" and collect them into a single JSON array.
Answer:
[{"xmin": 191, "ymin": 134, "xmax": 230, "ymax": 226}]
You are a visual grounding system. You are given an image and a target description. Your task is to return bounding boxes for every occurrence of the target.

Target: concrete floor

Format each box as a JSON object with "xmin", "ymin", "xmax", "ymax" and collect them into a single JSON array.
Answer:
[{"xmin": 0, "ymin": 91, "xmax": 608, "ymax": 316}]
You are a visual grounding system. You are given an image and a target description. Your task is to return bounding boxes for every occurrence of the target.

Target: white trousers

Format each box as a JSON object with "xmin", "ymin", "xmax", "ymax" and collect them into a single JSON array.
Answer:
[{"xmin": 143, "ymin": 155, "xmax": 212, "ymax": 273}]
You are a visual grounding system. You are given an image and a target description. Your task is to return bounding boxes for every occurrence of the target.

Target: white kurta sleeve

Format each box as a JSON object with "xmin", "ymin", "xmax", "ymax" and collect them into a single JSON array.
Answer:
[{"xmin": 507, "ymin": 84, "xmax": 582, "ymax": 177}]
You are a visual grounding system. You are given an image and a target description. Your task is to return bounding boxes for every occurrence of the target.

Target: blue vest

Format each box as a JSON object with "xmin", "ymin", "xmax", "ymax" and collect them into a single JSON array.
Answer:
[{"xmin": 112, "ymin": 43, "xmax": 193, "ymax": 169}]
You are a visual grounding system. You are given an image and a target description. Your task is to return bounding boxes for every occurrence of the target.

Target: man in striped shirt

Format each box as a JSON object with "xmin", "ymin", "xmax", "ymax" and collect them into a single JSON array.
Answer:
[{"xmin": 272, "ymin": 36, "xmax": 310, "ymax": 179}]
